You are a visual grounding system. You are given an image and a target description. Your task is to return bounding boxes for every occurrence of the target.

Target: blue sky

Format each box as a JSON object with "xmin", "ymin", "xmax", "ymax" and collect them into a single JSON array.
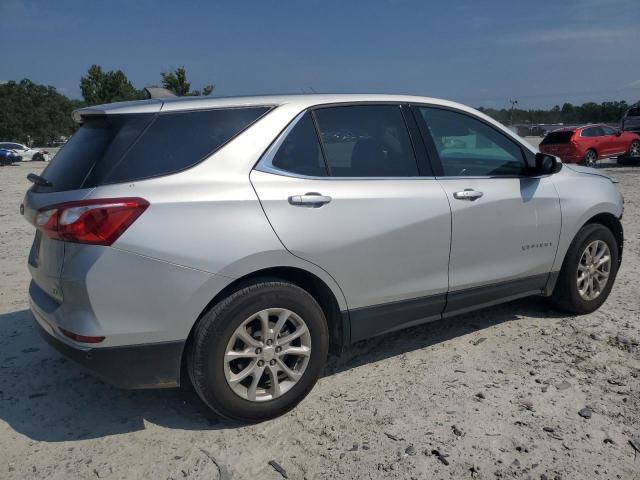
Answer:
[{"xmin": 1, "ymin": 0, "xmax": 639, "ymax": 109}]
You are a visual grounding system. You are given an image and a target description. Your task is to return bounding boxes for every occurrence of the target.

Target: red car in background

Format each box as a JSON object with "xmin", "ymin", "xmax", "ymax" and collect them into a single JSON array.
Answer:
[{"xmin": 539, "ymin": 124, "xmax": 640, "ymax": 166}]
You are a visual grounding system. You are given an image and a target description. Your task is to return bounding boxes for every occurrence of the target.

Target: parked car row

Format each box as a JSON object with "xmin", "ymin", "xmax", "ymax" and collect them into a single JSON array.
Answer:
[
  {"xmin": 0, "ymin": 142, "xmax": 50, "ymax": 165},
  {"xmin": 539, "ymin": 124, "xmax": 640, "ymax": 166}
]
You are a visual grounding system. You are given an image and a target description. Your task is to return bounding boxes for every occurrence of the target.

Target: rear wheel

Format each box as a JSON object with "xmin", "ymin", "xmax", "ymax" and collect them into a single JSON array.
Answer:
[
  {"xmin": 581, "ymin": 149, "xmax": 598, "ymax": 167},
  {"xmin": 188, "ymin": 281, "xmax": 329, "ymax": 421},
  {"xmin": 550, "ymin": 224, "xmax": 619, "ymax": 314}
]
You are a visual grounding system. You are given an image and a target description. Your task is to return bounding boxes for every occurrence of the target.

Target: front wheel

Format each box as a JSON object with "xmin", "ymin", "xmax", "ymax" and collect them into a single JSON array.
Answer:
[
  {"xmin": 550, "ymin": 224, "xmax": 619, "ymax": 314},
  {"xmin": 582, "ymin": 149, "xmax": 598, "ymax": 167},
  {"xmin": 188, "ymin": 281, "xmax": 329, "ymax": 421}
]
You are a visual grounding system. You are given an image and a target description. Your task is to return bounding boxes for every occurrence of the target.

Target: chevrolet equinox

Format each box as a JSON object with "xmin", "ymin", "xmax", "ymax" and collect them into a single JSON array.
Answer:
[{"xmin": 24, "ymin": 94, "xmax": 624, "ymax": 421}]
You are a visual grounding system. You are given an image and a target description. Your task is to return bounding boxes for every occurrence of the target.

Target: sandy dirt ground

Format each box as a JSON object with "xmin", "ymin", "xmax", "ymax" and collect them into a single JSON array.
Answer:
[{"xmin": 1, "ymin": 153, "xmax": 639, "ymax": 480}]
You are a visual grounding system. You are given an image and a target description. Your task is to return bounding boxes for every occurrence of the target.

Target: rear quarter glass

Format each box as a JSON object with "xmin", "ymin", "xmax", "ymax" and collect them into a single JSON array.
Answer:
[
  {"xmin": 99, "ymin": 106, "xmax": 271, "ymax": 184},
  {"xmin": 33, "ymin": 107, "xmax": 271, "ymax": 193}
]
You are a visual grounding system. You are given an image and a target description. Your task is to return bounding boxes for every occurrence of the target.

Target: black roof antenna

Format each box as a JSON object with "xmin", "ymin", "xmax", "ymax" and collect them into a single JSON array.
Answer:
[{"xmin": 143, "ymin": 87, "xmax": 177, "ymax": 99}]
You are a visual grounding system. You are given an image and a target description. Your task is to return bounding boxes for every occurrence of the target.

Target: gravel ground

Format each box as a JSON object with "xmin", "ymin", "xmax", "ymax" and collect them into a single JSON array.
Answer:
[{"xmin": 1, "ymin": 157, "xmax": 639, "ymax": 480}]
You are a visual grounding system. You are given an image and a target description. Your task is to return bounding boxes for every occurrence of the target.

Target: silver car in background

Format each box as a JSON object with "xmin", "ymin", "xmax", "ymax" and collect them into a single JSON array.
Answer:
[{"xmin": 23, "ymin": 94, "xmax": 624, "ymax": 421}]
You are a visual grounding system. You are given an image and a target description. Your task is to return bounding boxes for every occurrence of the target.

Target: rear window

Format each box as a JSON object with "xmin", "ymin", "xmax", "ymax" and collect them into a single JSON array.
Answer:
[
  {"xmin": 540, "ymin": 131, "xmax": 574, "ymax": 145},
  {"xmin": 626, "ymin": 108, "xmax": 640, "ymax": 117},
  {"xmin": 34, "ymin": 107, "xmax": 270, "ymax": 192}
]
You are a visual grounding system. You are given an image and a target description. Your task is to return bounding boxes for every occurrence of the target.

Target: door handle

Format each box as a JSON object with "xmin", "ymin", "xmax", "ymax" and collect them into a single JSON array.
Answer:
[
  {"xmin": 288, "ymin": 192, "xmax": 332, "ymax": 208},
  {"xmin": 453, "ymin": 189, "xmax": 484, "ymax": 201}
]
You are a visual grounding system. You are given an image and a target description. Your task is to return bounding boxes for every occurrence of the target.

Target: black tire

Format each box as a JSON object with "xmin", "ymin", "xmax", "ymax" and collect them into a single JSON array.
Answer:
[
  {"xmin": 550, "ymin": 224, "xmax": 619, "ymax": 314},
  {"xmin": 32, "ymin": 152, "xmax": 45, "ymax": 162},
  {"xmin": 187, "ymin": 281, "xmax": 329, "ymax": 422},
  {"xmin": 617, "ymin": 156, "xmax": 639, "ymax": 166},
  {"xmin": 581, "ymin": 149, "xmax": 597, "ymax": 167},
  {"xmin": 618, "ymin": 140, "xmax": 640, "ymax": 165}
]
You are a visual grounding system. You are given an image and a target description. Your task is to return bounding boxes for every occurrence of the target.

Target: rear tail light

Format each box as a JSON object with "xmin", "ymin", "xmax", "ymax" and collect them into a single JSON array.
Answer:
[{"xmin": 36, "ymin": 197, "xmax": 149, "ymax": 245}]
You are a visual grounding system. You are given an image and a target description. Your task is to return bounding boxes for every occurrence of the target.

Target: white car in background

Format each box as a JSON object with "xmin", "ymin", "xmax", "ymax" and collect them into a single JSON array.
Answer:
[{"xmin": 0, "ymin": 142, "xmax": 50, "ymax": 161}]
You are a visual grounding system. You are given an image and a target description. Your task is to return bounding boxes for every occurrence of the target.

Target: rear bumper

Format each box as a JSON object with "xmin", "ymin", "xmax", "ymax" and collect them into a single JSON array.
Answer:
[{"xmin": 30, "ymin": 281, "xmax": 184, "ymax": 389}]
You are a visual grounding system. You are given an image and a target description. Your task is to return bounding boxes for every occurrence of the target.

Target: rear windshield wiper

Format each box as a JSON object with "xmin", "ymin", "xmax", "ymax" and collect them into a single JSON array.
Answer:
[{"xmin": 27, "ymin": 173, "xmax": 52, "ymax": 187}]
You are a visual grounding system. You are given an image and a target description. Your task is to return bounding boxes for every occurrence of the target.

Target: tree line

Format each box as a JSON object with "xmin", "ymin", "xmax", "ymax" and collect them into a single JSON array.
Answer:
[
  {"xmin": 1, "ymin": 64, "xmax": 638, "ymax": 145},
  {"xmin": 478, "ymin": 100, "xmax": 635, "ymax": 126},
  {"xmin": 1, "ymin": 65, "xmax": 214, "ymax": 145}
]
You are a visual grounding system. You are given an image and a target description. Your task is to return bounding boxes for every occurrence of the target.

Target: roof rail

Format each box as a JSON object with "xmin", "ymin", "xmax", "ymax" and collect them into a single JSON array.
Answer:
[{"xmin": 143, "ymin": 87, "xmax": 177, "ymax": 99}]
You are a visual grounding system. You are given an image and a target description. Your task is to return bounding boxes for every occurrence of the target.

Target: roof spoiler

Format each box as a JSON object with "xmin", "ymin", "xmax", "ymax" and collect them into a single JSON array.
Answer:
[{"xmin": 143, "ymin": 87, "xmax": 176, "ymax": 99}]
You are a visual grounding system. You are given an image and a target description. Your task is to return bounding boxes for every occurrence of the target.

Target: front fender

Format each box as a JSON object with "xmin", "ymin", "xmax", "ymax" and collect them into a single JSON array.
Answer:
[{"xmin": 551, "ymin": 171, "xmax": 623, "ymax": 272}]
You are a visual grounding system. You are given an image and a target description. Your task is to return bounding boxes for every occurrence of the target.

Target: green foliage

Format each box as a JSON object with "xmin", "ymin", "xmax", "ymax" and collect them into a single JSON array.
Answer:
[
  {"xmin": 161, "ymin": 67, "xmax": 191, "ymax": 96},
  {"xmin": 200, "ymin": 84, "xmax": 215, "ymax": 96},
  {"xmin": 0, "ymin": 65, "xmax": 217, "ymax": 146},
  {"xmin": 4, "ymin": 65, "xmax": 635, "ymax": 148},
  {"xmin": 80, "ymin": 65, "xmax": 144, "ymax": 105},
  {"xmin": 0, "ymin": 79, "xmax": 84, "ymax": 145},
  {"xmin": 161, "ymin": 66, "xmax": 214, "ymax": 96},
  {"xmin": 479, "ymin": 100, "xmax": 637, "ymax": 125}
]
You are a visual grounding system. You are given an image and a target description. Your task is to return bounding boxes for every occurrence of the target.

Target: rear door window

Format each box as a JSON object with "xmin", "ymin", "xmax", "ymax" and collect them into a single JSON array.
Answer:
[
  {"xmin": 582, "ymin": 127, "xmax": 604, "ymax": 137},
  {"xmin": 35, "ymin": 107, "xmax": 270, "ymax": 192},
  {"xmin": 313, "ymin": 105, "xmax": 419, "ymax": 177}
]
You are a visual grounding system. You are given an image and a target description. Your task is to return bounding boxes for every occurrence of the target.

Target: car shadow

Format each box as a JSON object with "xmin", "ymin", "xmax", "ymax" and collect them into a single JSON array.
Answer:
[
  {"xmin": 327, "ymin": 295, "xmax": 567, "ymax": 375},
  {"xmin": 595, "ymin": 161, "xmax": 639, "ymax": 169},
  {"xmin": 0, "ymin": 298, "xmax": 564, "ymax": 442}
]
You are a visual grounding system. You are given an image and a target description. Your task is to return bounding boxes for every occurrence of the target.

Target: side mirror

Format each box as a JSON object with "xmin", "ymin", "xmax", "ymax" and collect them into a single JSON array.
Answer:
[
  {"xmin": 615, "ymin": 129, "xmax": 622, "ymax": 137},
  {"xmin": 534, "ymin": 152, "xmax": 560, "ymax": 175}
]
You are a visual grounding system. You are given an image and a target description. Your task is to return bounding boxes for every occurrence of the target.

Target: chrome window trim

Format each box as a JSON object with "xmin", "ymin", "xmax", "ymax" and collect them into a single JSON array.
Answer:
[
  {"xmin": 255, "ymin": 110, "xmax": 310, "ymax": 177},
  {"xmin": 255, "ymin": 108, "xmax": 437, "ymax": 181},
  {"xmin": 254, "ymin": 101, "xmax": 543, "ymax": 182}
]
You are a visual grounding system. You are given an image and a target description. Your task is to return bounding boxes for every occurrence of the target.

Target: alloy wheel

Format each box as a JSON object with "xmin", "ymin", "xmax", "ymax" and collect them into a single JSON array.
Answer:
[
  {"xmin": 584, "ymin": 150, "xmax": 597, "ymax": 167},
  {"xmin": 630, "ymin": 141, "xmax": 640, "ymax": 158},
  {"xmin": 577, "ymin": 240, "xmax": 611, "ymax": 301},
  {"xmin": 224, "ymin": 308, "xmax": 312, "ymax": 402}
]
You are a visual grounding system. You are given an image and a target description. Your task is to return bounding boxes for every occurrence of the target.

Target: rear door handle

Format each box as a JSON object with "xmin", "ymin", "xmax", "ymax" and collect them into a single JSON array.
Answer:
[
  {"xmin": 288, "ymin": 192, "xmax": 332, "ymax": 208},
  {"xmin": 453, "ymin": 189, "xmax": 484, "ymax": 201}
]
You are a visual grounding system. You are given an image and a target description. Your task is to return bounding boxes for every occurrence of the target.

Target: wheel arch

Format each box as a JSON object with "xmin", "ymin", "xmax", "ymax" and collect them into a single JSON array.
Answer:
[
  {"xmin": 584, "ymin": 212, "xmax": 623, "ymax": 262},
  {"xmin": 585, "ymin": 147, "xmax": 598, "ymax": 159},
  {"xmin": 546, "ymin": 211, "xmax": 623, "ymax": 296},
  {"xmin": 180, "ymin": 266, "xmax": 350, "ymax": 385}
]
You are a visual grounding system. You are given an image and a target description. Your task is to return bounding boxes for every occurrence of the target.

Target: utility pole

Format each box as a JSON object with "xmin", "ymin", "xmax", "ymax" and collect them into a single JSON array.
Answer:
[{"xmin": 509, "ymin": 98, "xmax": 518, "ymax": 126}]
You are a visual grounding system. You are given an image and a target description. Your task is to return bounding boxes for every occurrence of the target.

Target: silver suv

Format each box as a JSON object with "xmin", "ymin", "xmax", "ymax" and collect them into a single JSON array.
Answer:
[{"xmin": 23, "ymin": 94, "xmax": 624, "ymax": 421}]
